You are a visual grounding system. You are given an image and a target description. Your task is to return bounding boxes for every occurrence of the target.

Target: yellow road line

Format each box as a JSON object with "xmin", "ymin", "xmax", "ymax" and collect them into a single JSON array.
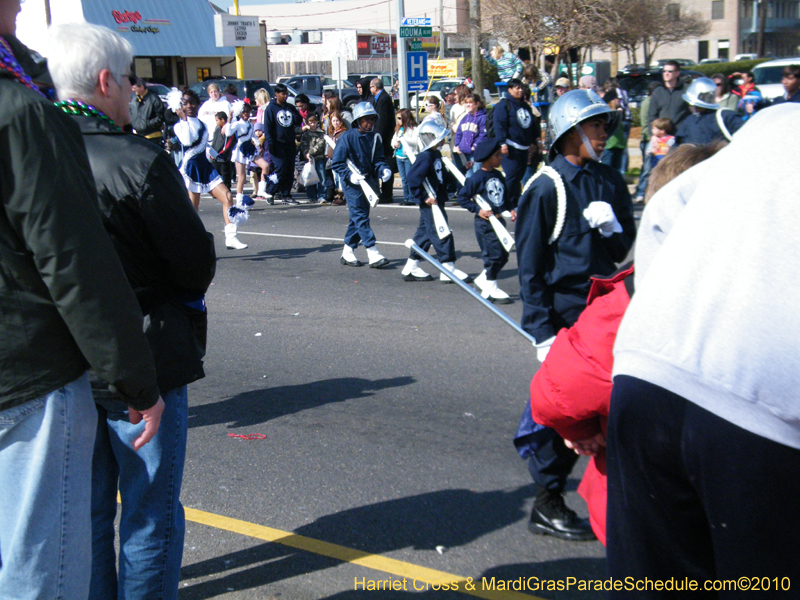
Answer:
[{"xmin": 184, "ymin": 506, "xmax": 544, "ymax": 600}]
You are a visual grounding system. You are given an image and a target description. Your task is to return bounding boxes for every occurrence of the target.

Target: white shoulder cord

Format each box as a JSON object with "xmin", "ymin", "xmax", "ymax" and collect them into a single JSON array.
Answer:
[
  {"xmin": 521, "ymin": 165, "xmax": 567, "ymax": 244},
  {"xmin": 715, "ymin": 108, "xmax": 735, "ymax": 141}
]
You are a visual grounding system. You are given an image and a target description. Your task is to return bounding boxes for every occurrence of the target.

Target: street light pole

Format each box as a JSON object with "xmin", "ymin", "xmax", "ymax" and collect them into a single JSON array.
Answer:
[
  {"xmin": 397, "ymin": 0, "xmax": 408, "ymax": 108},
  {"xmin": 469, "ymin": 0, "xmax": 482, "ymax": 93}
]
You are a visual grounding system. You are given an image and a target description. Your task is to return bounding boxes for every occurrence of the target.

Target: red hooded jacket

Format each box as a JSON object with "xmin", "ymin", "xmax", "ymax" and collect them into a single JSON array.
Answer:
[{"xmin": 528, "ymin": 264, "xmax": 634, "ymax": 545}]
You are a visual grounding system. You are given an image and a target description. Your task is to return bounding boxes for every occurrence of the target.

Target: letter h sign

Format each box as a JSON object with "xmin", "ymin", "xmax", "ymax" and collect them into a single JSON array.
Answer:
[{"xmin": 407, "ymin": 51, "xmax": 427, "ymax": 83}]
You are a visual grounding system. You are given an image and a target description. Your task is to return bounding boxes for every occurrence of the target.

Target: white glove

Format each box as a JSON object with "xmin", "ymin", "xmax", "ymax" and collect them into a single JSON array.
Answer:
[
  {"xmin": 380, "ymin": 168, "xmax": 392, "ymax": 182},
  {"xmin": 479, "ymin": 47, "xmax": 487, "ymax": 56},
  {"xmin": 349, "ymin": 171, "xmax": 365, "ymax": 185},
  {"xmin": 534, "ymin": 336, "xmax": 556, "ymax": 363},
  {"xmin": 205, "ymin": 146, "xmax": 219, "ymax": 161},
  {"xmin": 583, "ymin": 201, "xmax": 622, "ymax": 238}
]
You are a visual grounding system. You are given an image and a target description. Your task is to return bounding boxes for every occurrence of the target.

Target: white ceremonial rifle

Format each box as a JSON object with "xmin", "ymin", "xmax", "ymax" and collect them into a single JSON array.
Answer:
[
  {"xmin": 346, "ymin": 159, "xmax": 379, "ymax": 207},
  {"xmin": 405, "ymin": 239, "xmax": 536, "ymax": 345},
  {"xmin": 324, "ymin": 134, "xmax": 336, "ymax": 150},
  {"xmin": 399, "ymin": 138, "xmax": 452, "ymax": 240},
  {"xmin": 440, "ymin": 155, "xmax": 515, "ymax": 252}
]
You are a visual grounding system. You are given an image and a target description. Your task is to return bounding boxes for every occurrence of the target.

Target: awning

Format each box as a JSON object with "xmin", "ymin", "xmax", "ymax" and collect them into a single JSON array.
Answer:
[{"xmin": 81, "ymin": 0, "xmax": 235, "ymax": 57}]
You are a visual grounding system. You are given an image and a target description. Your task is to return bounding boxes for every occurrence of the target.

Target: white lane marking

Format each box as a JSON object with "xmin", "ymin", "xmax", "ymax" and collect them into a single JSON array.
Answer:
[{"xmin": 233, "ymin": 232, "xmax": 409, "ymax": 247}]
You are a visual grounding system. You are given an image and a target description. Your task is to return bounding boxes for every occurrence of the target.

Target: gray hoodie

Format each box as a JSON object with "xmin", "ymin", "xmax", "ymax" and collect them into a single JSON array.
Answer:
[{"xmin": 613, "ymin": 104, "xmax": 800, "ymax": 450}]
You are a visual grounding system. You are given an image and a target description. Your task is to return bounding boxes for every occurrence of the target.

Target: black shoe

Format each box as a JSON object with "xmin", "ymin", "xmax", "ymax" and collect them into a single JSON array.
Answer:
[
  {"xmin": 400, "ymin": 201, "xmax": 416, "ymax": 206},
  {"xmin": 369, "ymin": 257, "xmax": 390, "ymax": 268},
  {"xmin": 283, "ymin": 194, "xmax": 299, "ymax": 205},
  {"xmin": 528, "ymin": 493, "xmax": 596, "ymax": 541},
  {"xmin": 378, "ymin": 197, "xmax": 394, "ymax": 204},
  {"xmin": 340, "ymin": 257, "xmax": 363, "ymax": 267},
  {"xmin": 403, "ymin": 272, "xmax": 433, "ymax": 281}
]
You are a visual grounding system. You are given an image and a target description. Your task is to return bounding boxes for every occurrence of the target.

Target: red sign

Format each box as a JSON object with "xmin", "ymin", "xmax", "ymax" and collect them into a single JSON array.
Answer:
[{"xmin": 112, "ymin": 10, "xmax": 142, "ymax": 24}]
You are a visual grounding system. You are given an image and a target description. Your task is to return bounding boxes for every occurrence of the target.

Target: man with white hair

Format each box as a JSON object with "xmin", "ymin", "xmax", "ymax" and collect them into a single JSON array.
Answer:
[
  {"xmin": 0, "ymin": 2, "xmax": 163, "ymax": 599},
  {"xmin": 48, "ymin": 22, "xmax": 216, "ymax": 600}
]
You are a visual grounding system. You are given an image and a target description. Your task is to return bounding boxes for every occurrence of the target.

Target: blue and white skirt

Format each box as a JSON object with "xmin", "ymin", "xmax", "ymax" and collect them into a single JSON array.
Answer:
[{"xmin": 182, "ymin": 153, "xmax": 223, "ymax": 194}]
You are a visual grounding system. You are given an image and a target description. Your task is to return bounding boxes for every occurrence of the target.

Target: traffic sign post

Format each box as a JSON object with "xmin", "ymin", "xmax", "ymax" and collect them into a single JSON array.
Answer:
[
  {"xmin": 401, "ymin": 17, "xmax": 432, "ymax": 26},
  {"xmin": 409, "ymin": 40, "xmax": 422, "ymax": 51},
  {"xmin": 408, "ymin": 82, "xmax": 427, "ymax": 91}
]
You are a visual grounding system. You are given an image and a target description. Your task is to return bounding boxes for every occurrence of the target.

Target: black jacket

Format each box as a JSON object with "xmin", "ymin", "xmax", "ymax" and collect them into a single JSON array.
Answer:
[
  {"xmin": 371, "ymin": 89, "xmax": 396, "ymax": 155},
  {"xmin": 647, "ymin": 79, "xmax": 690, "ymax": 130},
  {"xmin": 74, "ymin": 116, "xmax": 217, "ymax": 394},
  {"xmin": 263, "ymin": 100, "xmax": 301, "ymax": 154},
  {"xmin": 0, "ymin": 73, "xmax": 159, "ymax": 411},
  {"xmin": 130, "ymin": 89, "xmax": 164, "ymax": 137}
]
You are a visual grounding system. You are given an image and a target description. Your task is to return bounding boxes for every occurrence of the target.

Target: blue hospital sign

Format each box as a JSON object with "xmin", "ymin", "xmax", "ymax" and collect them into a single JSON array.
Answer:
[{"xmin": 406, "ymin": 51, "xmax": 427, "ymax": 83}]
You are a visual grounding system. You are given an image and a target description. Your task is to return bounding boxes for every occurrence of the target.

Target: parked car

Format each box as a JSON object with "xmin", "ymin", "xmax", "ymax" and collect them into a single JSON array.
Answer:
[
  {"xmin": 276, "ymin": 74, "xmax": 360, "ymax": 107},
  {"xmin": 753, "ymin": 56, "xmax": 800, "ymax": 100},
  {"xmin": 407, "ymin": 77, "xmax": 466, "ymax": 106},
  {"xmin": 281, "ymin": 83, "xmax": 323, "ymax": 109},
  {"xmin": 650, "ymin": 58, "xmax": 698, "ymax": 68},
  {"xmin": 699, "ymin": 57, "xmax": 728, "ymax": 65},
  {"xmin": 189, "ymin": 78, "xmax": 273, "ymax": 105},
  {"xmin": 734, "ymin": 53, "xmax": 759, "ymax": 61},
  {"xmin": 144, "ymin": 82, "xmax": 171, "ymax": 106},
  {"xmin": 617, "ymin": 68, "xmax": 703, "ymax": 106},
  {"xmin": 346, "ymin": 72, "xmax": 397, "ymax": 91}
]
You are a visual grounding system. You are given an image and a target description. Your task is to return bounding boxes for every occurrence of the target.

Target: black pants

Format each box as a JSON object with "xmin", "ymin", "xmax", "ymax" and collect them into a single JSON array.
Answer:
[
  {"xmin": 606, "ymin": 375, "xmax": 800, "ymax": 597},
  {"xmin": 501, "ymin": 146, "xmax": 528, "ymax": 207},
  {"xmin": 215, "ymin": 158, "xmax": 234, "ymax": 191},
  {"xmin": 475, "ymin": 217, "xmax": 509, "ymax": 280},
  {"xmin": 410, "ymin": 203, "xmax": 455, "ymax": 263},
  {"xmin": 266, "ymin": 148, "xmax": 295, "ymax": 196}
]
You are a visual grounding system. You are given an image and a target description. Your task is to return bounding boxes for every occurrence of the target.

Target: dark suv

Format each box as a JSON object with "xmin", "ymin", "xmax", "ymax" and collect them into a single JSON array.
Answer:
[{"xmin": 189, "ymin": 78, "xmax": 273, "ymax": 104}]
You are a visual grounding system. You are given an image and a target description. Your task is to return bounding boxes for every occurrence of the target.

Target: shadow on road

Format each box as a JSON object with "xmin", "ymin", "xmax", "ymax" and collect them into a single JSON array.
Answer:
[
  {"xmin": 178, "ymin": 485, "xmax": 576, "ymax": 600},
  {"xmin": 188, "ymin": 376, "xmax": 416, "ymax": 429}
]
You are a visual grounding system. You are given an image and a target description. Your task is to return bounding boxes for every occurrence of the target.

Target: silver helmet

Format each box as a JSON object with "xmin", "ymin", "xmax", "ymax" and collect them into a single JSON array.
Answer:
[
  {"xmin": 417, "ymin": 118, "xmax": 448, "ymax": 152},
  {"xmin": 352, "ymin": 101, "xmax": 379, "ymax": 125},
  {"xmin": 682, "ymin": 77, "xmax": 719, "ymax": 110},
  {"xmin": 547, "ymin": 89, "xmax": 620, "ymax": 160}
]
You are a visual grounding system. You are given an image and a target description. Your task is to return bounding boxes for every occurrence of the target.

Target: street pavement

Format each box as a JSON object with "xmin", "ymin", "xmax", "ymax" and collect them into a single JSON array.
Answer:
[{"xmin": 175, "ymin": 190, "xmax": 632, "ymax": 600}]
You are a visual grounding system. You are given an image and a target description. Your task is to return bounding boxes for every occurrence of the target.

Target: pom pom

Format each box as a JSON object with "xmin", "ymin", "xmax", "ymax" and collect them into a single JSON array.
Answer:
[
  {"xmin": 240, "ymin": 195, "xmax": 255, "ymax": 207},
  {"xmin": 166, "ymin": 89, "xmax": 183, "ymax": 112},
  {"xmin": 228, "ymin": 206, "xmax": 249, "ymax": 225},
  {"xmin": 231, "ymin": 99, "xmax": 246, "ymax": 118}
]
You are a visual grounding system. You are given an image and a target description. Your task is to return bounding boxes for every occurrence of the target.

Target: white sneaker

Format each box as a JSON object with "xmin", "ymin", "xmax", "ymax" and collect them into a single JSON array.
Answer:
[
  {"xmin": 401, "ymin": 259, "xmax": 432, "ymax": 281},
  {"xmin": 440, "ymin": 262, "xmax": 469, "ymax": 283},
  {"xmin": 225, "ymin": 223, "xmax": 248, "ymax": 250},
  {"xmin": 366, "ymin": 246, "xmax": 390, "ymax": 268},
  {"xmin": 482, "ymin": 278, "xmax": 512, "ymax": 304}
]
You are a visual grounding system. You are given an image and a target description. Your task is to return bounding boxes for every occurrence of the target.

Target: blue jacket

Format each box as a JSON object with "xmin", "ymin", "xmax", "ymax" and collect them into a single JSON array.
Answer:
[
  {"xmin": 492, "ymin": 97, "xmax": 537, "ymax": 148},
  {"xmin": 406, "ymin": 149, "xmax": 447, "ymax": 206},
  {"xmin": 674, "ymin": 109, "xmax": 743, "ymax": 145},
  {"xmin": 262, "ymin": 101, "xmax": 300, "ymax": 153},
  {"xmin": 454, "ymin": 109, "xmax": 488, "ymax": 154},
  {"xmin": 331, "ymin": 128, "xmax": 389, "ymax": 195},
  {"xmin": 456, "ymin": 168, "xmax": 511, "ymax": 215},
  {"xmin": 516, "ymin": 155, "xmax": 636, "ymax": 341}
]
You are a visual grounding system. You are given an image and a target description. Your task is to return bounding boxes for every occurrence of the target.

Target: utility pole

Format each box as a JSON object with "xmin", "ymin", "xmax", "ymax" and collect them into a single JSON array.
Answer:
[
  {"xmin": 756, "ymin": 0, "xmax": 768, "ymax": 57},
  {"xmin": 469, "ymin": 0, "xmax": 482, "ymax": 93},
  {"xmin": 439, "ymin": 0, "xmax": 444, "ymax": 59},
  {"xmin": 44, "ymin": 0, "xmax": 52, "ymax": 26},
  {"xmin": 233, "ymin": 0, "xmax": 245, "ymax": 79},
  {"xmin": 397, "ymin": 0, "xmax": 409, "ymax": 108}
]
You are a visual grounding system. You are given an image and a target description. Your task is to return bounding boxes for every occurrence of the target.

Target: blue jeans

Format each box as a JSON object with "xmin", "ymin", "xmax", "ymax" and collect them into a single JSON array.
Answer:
[
  {"xmin": 635, "ymin": 140, "xmax": 653, "ymax": 199},
  {"xmin": 90, "ymin": 386, "xmax": 188, "ymax": 600},
  {"xmin": 0, "ymin": 372, "xmax": 97, "ymax": 600},
  {"xmin": 396, "ymin": 157, "xmax": 412, "ymax": 202},
  {"xmin": 304, "ymin": 159, "xmax": 327, "ymax": 202}
]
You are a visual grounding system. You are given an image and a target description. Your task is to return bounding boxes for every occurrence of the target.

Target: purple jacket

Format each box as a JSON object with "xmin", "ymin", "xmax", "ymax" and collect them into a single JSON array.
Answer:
[{"xmin": 454, "ymin": 109, "xmax": 488, "ymax": 155}]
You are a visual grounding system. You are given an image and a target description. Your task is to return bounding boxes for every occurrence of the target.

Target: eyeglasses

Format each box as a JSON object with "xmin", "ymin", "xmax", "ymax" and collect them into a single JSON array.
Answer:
[{"xmin": 425, "ymin": 103, "xmax": 436, "ymax": 107}]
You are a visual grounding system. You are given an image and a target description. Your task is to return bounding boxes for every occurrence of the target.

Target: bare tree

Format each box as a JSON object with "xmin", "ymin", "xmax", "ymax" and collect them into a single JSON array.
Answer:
[
  {"xmin": 484, "ymin": 0, "xmax": 612, "ymax": 81},
  {"xmin": 601, "ymin": 0, "xmax": 710, "ymax": 67}
]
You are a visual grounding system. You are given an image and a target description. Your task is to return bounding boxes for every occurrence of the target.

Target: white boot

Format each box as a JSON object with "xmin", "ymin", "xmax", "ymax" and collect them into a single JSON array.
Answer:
[
  {"xmin": 440, "ymin": 261, "xmax": 469, "ymax": 283},
  {"xmin": 366, "ymin": 246, "xmax": 390, "ymax": 268},
  {"xmin": 225, "ymin": 223, "xmax": 248, "ymax": 250},
  {"xmin": 401, "ymin": 259, "xmax": 432, "ymax": 281},
  {"xmin": 235, "ymin": 192, "xmax": 244, "ymax": 208},
  {"xmin": 473, "ymin": 270, "xmax": 488, "ymax": 292},
  {"xmin": 257, "ymin": 180, "xmax": 268, "ymax": 198},
  {"xmin": 340, "ymin": 244, "xmax": 361, "ymax": 267},
  {"xmin": 482, "ymin": 278, "xmax": 511, "ymax": 304}
]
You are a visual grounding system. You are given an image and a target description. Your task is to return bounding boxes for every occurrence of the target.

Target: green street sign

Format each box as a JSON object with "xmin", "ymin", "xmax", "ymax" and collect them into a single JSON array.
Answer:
[
  {"xmin": 409, "ymin": 40, "xmax": 422, "ymax": 50},
  {"xmin": 400, "ymin": 26, "xmax": 432, "ymax": 38}
]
